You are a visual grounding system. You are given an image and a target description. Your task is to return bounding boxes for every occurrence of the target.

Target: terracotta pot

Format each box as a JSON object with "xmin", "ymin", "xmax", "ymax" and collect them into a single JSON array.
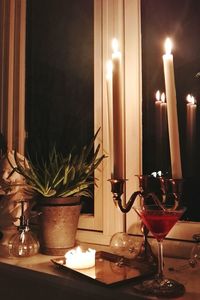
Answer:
[{"xmin": 37, "ymin": 196, "xmax": 81, "ymax": 255}]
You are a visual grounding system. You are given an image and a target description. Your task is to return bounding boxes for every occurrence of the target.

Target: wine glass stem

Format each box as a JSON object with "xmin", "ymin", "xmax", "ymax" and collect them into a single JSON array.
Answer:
[{"xmin": 157, "ymin": 240, "xmax": 164, "ymax": 280}]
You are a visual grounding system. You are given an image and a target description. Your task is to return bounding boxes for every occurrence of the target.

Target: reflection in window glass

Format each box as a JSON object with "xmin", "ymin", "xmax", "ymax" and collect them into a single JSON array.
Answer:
[{"xmin": 141, "ymin": 0, "xmax": 200, "ymax": 221}]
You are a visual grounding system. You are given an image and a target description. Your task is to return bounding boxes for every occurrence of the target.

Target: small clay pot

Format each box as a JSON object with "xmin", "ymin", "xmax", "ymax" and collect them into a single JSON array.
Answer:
[{"xmin": 37, "ymin": 196, "xmax": 81, "ymax": 255}]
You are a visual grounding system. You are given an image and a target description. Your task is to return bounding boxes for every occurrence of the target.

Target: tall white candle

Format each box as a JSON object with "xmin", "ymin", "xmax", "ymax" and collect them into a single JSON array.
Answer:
[
  {"xmin": 155, "ymin": 90, "xmax": 162, "ymax": 169},
  {"xmin": 163, "ymin": 38, "xmax": 182, "ymax": 179},
  {"xmin": 106, "ymin": 60, "xmax": 114, "ymax": 175},
  {"xmin": 186, "ymin": 94, "xmax": 192, "ymax": 144},
  {"xmin": 155, "ymin": 90, "xmax": 162, "ymax": 140},
  {"xmin": 186, "ymin": 94, "xmax": 197, "ymax": 176},
  {"xmin": 112, "ymin": 38, "xmax": 123, "ymax": 179},
  {"xmin": 161, "ymin": 92, "xmax": 167, "ymax": 140},
  {"xmin": 160, "ymin": 92, "xmax": 168, "ymax": 171},
  {"xmin": 190, "ymin": 97, "xmax": 196, "ymax": 145}
]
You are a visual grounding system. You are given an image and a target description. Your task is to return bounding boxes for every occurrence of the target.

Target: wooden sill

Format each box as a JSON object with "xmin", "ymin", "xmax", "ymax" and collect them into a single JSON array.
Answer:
[{"xmin": 0, "ymin": 242, "xmax": 199, "ymax": 300}]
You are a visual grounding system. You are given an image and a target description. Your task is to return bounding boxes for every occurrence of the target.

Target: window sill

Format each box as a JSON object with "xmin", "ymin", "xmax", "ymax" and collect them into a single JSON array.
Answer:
[{"xmin": 0, "ymin": 242, "xmax": 199, "ymax": 300}]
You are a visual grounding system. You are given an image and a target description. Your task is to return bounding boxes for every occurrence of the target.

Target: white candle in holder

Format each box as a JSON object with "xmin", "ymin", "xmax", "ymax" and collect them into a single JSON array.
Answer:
[
  {"xmin": 186, "ymin": 94, "xmax": 197, "ymax": 175},
  {"xmin": 162, "ymin": 38, "xmax": 182, "ymax": 179},
  {"xmin": 106, "ymin": 60, "xmax": 114, "ymax": 174},
  {"xmin": 161, "ymin": 92, "xmax": 167, "ymax": 140},
  {"xmin": 186, "ymin": 95, "xmax": 196, "ymax": 142},
  {"xmin": 112, "ymin": 38, "xmax": 123, "ymax": 179},
  {"xmin": 106, "ymin": 60, "xmax": 113, "ymax": 104},
  {"xmin": 155, "ymin": 90, "xmax": 162, "ymax": 141},
  {"xmin": 64, "ymin": 247, "xmax": 96, "ymax": 270},
  {"xmin": 186, "ymin": 94, "xmax": 192, "ymax": 142},
  {"xmin": 155, "ymin": 90, "xmax": 162, "ymax": 169}
]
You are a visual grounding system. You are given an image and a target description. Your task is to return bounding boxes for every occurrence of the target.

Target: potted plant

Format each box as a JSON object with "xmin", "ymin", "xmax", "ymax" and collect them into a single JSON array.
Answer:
[{"xmin": 7, "ymin": 129, "xmax": 105, "ymax": 255}]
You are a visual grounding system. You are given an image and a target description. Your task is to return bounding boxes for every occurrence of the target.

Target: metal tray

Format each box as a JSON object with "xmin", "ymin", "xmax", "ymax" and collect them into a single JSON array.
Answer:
[{"xmin": 51, "ymin": 251, "xmax": 155, "ymax": 286}]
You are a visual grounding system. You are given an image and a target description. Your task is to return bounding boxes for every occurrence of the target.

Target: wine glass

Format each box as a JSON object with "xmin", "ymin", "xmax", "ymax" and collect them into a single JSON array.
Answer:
[
  {"xmin": 133, "ymin": 202, "xmax": 186, "ymax": 298},
  {"xmin": 189, "ymin": 233, "xmax": 200, "ymax": 268},
  {"xmin": 168, "ymin": 233, "xmax": 200, "ymax": 272}
]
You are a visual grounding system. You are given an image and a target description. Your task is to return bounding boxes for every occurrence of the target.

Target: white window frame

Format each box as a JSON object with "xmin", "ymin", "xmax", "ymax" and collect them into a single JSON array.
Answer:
[
  {"xmin": 77, "ymin": 0, "xmax": 127, "ymax": 244},
  {"xmin": 0, "ymin": 0, "xmax": 198, "ymax": 246},
  {"xmin": 77, "ymin": 0, "xmax": 143, "ymax": 244}
]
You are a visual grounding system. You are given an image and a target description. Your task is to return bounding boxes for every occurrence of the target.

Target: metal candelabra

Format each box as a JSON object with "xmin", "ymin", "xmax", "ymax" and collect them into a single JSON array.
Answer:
[{"xmin": 109, "ymin": 175, "xmax": 184, "ymax": 263}]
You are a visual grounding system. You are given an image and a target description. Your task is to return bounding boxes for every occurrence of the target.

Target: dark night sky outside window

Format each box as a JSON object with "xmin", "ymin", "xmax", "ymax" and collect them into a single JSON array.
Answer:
[
  {"xmin": 141, "ymin": 0, "xmax": 200, "ymax": 221},
  {"xmin": 25, "ymin": 0, "xmax": 94, "ymax": 213}
]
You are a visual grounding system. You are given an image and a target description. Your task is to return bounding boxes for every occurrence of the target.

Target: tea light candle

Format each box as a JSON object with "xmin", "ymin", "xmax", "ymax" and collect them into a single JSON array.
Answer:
[{"xmin": 64, "ymin": 246, "xmax": 96, "ymax": 270}]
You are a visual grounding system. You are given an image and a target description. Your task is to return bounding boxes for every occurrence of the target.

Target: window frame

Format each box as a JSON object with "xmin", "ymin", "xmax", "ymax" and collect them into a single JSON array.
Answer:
[
  {"xmin": 77, "ymin": 0, "xmax": 127, "ymax": 244},
  {"xmin": 77, "ymin": 0, "xmax": 143, "ymax": 244},
  {"xmin": 0, "ymin": 0, "xmax": 26, "ymax": 154},
  {"xmin": 1, "ymin": 0, "xmax": 198, "ymax": 245}
]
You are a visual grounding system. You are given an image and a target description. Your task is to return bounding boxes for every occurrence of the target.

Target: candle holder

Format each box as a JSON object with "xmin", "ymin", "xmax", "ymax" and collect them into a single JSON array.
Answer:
[{"xmin": 109, "ymin": 175, "xmax": 184, "ymax": 264}]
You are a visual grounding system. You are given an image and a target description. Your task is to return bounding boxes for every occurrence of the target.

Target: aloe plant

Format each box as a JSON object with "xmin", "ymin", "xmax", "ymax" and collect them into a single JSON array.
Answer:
[{"xmin": 7, "ymin": 129, "xmax": 105, "ymax": 199}]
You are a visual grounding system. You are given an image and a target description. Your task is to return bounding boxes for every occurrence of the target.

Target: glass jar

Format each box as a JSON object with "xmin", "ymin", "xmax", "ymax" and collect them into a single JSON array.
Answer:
[
  {"xmin": 8, "ymin": 225, "xmax": 39, "ymax": 257},
  {"xmin": 8, "ymin": 200, "xmax": 39, "ymax": 257}
]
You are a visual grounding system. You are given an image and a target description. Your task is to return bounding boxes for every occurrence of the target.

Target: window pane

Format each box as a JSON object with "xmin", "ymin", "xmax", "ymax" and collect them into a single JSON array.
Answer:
[
  {"xmin": 25, "ymin": 0, "xmax": 94, "ymax": 213},
  {"xmin": 141, "ymin": 0, "xmax": 200, "ymax": 221}
]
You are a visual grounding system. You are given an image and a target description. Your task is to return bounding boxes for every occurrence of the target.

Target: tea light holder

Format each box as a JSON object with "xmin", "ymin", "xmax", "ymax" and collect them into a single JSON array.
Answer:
[{"xmin": 64, "ymin": 246, "xmax": 96, "ymax": 270}]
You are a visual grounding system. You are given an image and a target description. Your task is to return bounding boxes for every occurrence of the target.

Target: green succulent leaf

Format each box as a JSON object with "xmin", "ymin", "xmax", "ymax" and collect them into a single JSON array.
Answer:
[{"xmin": 6, "ymin": 129, "xmax": 106, "ymax": 200}]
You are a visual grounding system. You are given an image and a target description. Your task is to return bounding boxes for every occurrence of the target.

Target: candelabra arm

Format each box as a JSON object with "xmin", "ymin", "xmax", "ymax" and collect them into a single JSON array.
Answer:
[
  {"xmin": 109, "ymin": 179, "xmax": 142, "ymax": 213},
  {"xmin": 117, "ymin": 191, "xmax": 142, "ymax": 213}
]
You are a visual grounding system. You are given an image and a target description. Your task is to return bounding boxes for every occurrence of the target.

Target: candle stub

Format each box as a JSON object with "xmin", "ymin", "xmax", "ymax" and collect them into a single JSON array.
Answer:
[{"xmin": 64, "ymin": 246, "xmax": 96, "ymax": 270}]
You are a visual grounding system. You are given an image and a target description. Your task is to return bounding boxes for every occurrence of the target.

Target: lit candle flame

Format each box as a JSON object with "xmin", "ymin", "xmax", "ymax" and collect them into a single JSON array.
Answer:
[
  {"xmin": 151, "ymin": 171, "xmax": 157, "ymax": 178},
  {"xmin": 186, "ymin": 94, "xmax": 191, "ymax": 103},
  {"xmin": 186, "ymin": 94, "xmax": 196, "ymax": 105},
  {"xmin": 161, "ymin": 92, "xmax": 166, "ymax": 103},
  {"xmin": 151, "ymin": 171, "xmax": 162, "ymax": 178},
  {"xmin": 155, "ymin": 90, "xmax": 161, "ymax": 101},
  {"xmin": 165, "ymin": 37, "xmax": 172, "ymax": 55}
]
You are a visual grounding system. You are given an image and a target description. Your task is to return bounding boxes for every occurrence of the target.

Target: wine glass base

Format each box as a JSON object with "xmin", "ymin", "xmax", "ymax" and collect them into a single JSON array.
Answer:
[{"xmin": 132, "ymin": 277, "xmax": 185, "ymax": 298}]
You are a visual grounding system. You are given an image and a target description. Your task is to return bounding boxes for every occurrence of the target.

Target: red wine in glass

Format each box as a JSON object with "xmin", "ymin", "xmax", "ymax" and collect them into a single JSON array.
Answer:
[
  {"xmin": 133, "ymin": 205, "xmax": 186, "ymax": 298},
  {"xmin": 141, "ymin": 210, "xmax": 183, "ymax": 241}
]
